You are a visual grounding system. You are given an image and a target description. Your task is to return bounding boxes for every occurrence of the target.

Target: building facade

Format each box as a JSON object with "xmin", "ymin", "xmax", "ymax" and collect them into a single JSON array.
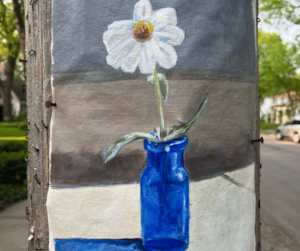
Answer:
[{"xmin": 262, "ymin": 92, "xmax": 300, "ymax": 124}]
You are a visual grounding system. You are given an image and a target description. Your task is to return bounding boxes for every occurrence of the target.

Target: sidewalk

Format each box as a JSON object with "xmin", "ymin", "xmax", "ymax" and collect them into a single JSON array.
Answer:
[
  {"xmin": 0, "ymin": 200, "xmax": 27, "ymax": 251},
  {"xmin": 261, "ymin": 209, "xmax": 300, "ymax": 251}
]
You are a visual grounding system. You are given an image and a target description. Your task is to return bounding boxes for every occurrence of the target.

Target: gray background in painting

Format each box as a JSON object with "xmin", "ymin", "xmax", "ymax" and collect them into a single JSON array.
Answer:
[{"xmin": 52, "ymin": 0, "xmax": 255, "ymax": 79}]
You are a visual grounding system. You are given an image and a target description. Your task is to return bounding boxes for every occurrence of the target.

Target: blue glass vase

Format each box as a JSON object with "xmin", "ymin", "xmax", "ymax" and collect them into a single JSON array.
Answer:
[{"xmin": 141, "ymin": 135, "xmax": 189, "ymax": 251}]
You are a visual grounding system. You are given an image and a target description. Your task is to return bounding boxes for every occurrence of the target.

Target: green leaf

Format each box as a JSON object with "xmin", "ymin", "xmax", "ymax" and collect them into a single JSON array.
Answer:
[
  {"xmin": 163, "ymin": 93, "xmax": 208, "ymax": 142},
  {"xmin": 147, "ymin": 73, "xmax": 169, "ymax": 103},
  {"xmin": 103, "ymin": 132, "xmax": 159, "ymax": 163},
  {"xmin": 158, "ymin": 74, "xmax": 169, "ymax": 103}
]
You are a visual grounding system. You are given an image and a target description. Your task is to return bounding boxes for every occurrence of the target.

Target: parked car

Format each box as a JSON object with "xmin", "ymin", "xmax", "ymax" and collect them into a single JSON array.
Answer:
[{"xmin": 276, "ymin": 119, "xmax": 300, "ymax": 143}]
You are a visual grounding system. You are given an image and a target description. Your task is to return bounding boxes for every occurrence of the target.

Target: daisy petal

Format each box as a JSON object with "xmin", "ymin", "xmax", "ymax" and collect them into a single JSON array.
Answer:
[
  {"xmin": 103, "ymin": 29, "xmax": 132, "ymax": 53},
  {"xmin": 150, "ymin": 8, "xmax": 177, "ymax": 30},
  {"xmin": 139, "ymin": 41, "xmax": 156, "ymax": 74},
  {"xmin": 154, "ymin": 25, "xmax": 185, "ymax": 46},
  {"xmin": 152, "ymin": 40, "xmax": 178, "ymax": 69},
  {"xmin": 108, "ymin": 20, "xmax": 134, "ymax": 31},
  {"xmin": 106, "ymin": 37, "xmax": 137, "ymax": 69},
  {"xmin": 133, "ymin": 0, "xmax": 152, "ymax": 23},
  {"xmin": 121, "ymin": 45, "xmax": 140, "ymax": 73}
]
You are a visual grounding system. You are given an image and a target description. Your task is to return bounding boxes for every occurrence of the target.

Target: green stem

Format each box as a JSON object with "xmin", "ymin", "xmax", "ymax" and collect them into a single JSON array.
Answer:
[{"xmin": 153, "ymin": 68, "xmax": 165, "ymax": 132}]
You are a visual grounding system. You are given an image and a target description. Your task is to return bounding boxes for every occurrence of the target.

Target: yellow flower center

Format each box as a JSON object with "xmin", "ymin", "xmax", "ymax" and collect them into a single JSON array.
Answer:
[{"xmin": 133, "ymin": 21, "xmax": 154, "ymax": 42}]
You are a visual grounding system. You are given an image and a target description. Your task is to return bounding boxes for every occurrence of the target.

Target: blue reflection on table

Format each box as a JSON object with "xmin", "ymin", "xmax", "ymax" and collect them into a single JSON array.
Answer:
[{"xmin": 54, "ymin": 239, "xmax": 145, "ymax": 251}]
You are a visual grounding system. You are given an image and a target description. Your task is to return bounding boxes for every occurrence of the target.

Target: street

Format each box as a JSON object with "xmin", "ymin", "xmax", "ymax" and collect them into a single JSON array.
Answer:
[{"xmin": 261, "ymin": 135, "xmax": 300, "ymax": 251}]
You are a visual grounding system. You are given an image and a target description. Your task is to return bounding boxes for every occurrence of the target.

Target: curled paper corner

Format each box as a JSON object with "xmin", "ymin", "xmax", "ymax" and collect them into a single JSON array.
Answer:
[{"xmin": 28, "ymin": 235, "xmax": 34, "ymax": 241}]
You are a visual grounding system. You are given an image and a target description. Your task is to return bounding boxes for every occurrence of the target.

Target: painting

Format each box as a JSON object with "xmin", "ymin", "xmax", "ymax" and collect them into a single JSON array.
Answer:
[{"xmin": 47, "ymin": 0, "xmax": 258, "ymax": 250}]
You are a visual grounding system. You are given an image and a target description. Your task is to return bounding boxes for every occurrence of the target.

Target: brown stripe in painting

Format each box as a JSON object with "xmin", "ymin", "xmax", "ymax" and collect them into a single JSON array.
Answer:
[
  {"xmin": 49, "ymin": 80, "xmax": 256, "ymax": 187},
  {"xmin": 50, "ymin": 140, "xmax": 255, "ymax": 186}
]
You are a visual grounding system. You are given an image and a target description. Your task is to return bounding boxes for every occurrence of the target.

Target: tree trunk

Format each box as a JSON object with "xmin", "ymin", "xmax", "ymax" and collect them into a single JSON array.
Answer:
[
  {"xmin": 12, "ymin": 0, "xmax": 26, "ymax": 71},
  {"xmin": 287, "ymin": 93, "xmax": 296, "ymax": 118},
  {"xmin": 2, "ymin": 86, "xmax": 12, "ymax": 122},
  {"xmin": 2, "ymin": 51, "xmax": 16, "ymax": 122}
]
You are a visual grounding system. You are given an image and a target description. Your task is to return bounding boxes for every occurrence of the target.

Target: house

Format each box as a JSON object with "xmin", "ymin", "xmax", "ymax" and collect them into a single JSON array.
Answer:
[{"xmin": 261, "ymin": 92, "xmax": 300, "ymax": 124}]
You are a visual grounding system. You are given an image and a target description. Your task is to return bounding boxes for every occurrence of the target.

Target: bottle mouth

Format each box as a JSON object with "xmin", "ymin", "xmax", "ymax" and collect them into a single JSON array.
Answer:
[{"xmin": 144, "ymin": 134, "xmax": 188, "ymax": 153}]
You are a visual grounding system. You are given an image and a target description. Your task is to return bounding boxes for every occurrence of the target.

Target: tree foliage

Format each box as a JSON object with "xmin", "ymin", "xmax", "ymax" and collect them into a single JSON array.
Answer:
[
  {"xmin": 260, "ymin": 0, "xmax": 300, "ymax": 25},
  {"xmin": 0, "ymin": 0, "xmax": 24, "ymax": 121},
  {"xmin": 259, "ymin": 29, "xmax": 300, "ymax": 115},
  {"xmin": 0, "ymin": 0, "xmax": 20, "ymax": 61}
]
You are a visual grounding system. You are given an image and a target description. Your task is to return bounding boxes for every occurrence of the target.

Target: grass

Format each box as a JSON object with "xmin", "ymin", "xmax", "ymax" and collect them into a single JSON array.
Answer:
[
  {"xmin": 0, "ymin": 121, "xmax": 27, "ymax": 138},
  {"xmin": 260, "ymin": 122, "xmax": 280, "ymax": 135},
  {"xmin": 260, "ymin": 122, "xmax": 281, "ymax": 130},
  {"xmin": 0, "ymin": 128, "xmax": 26, "ymax": 137},
  {"xmin": 0, "ymin": 121, "xmax": 27, "ymax": 128},
  {"xmin": 0, "ymin": 137, "xmax": 27, "ymax": 140}
]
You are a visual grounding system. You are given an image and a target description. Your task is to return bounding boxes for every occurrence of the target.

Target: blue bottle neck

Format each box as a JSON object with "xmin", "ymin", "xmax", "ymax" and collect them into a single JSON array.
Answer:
[
  {"xmin": 144, "ymin": 136, "xmax": 188, "ymax": 182},
  {"xmin": 146, "ymin": 150, "xmax": 184, "ymax": 173}
]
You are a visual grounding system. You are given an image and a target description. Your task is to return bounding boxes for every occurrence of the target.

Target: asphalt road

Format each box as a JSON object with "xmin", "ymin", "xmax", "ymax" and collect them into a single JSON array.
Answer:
[{"xmin": 261, "ymin": 134, "xmax": 300, "ymax": 251}]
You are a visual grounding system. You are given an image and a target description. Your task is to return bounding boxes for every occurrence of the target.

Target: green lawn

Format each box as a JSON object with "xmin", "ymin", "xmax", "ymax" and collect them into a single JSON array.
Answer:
[
  {"xmin": 0, "ymin": 127, "xmax": 26, "ymax": 137},
  {"xmin": 259, "ymin": 122, "xmax": 280, "ymax": 135},
  {"xmin": 0, "ymin": 121, "xmax": 27, "ymax": 138},
  {"xmin": 260, "ymin": 123, "xmax": 281, "ymax": 130}
]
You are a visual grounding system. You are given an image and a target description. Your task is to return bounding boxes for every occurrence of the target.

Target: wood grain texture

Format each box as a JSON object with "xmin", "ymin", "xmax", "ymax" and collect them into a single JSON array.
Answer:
[
  {"xmin": 254, "ymin": 0, "xmax": 261, "ymax": 250},
  {"xmin": 25, "ymin": 0, "xmax": 52, "ymax": 250}
]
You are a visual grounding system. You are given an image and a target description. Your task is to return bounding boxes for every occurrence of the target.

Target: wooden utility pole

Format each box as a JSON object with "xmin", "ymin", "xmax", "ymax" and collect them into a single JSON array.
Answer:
[
  {"xmin": 255, "ymin": 0, "xmax": 261, "ymax": 249},
  {"xmin": 25, "ymin": 0, "xmax": 261, "ymax": 250},
  {"xmin": 25, "ymin": 0, "xmax": 52, "ymax": 250}
]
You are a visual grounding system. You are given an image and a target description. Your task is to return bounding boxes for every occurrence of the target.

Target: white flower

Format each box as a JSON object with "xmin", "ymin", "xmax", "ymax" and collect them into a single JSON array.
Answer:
[{"xmin": 103, "ymin": 0, "xmax": 185, "ymax": 74}]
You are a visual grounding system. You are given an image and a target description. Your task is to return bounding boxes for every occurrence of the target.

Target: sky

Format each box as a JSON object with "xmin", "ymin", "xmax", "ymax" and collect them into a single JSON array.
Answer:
[{"xmin": 259, "ymin": 16, "xmax": 300, "ymax": 44}]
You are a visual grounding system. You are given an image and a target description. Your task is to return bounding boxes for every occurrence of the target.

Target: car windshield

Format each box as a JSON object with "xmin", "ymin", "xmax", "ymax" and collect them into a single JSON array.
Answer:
[{"xmin": 285, "ymin": 120, "xmax": 300, "ymax": 125}]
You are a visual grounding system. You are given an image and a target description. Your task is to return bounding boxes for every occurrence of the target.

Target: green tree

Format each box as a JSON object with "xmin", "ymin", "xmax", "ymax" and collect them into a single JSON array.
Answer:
[
  {"xmin": 260, "ymin": 0, "xmax": 300, "ymax": 66},
  {"xmin": 0, "ymin": 0, "xmax": 24, "ymax": 122},
  {"xmin": 259, "ymin": 29, "xmax": 300, "ymax": 116},
  {"xmin": 260, "ymin": 0, "xmax": 300, "ymax": 25}
]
